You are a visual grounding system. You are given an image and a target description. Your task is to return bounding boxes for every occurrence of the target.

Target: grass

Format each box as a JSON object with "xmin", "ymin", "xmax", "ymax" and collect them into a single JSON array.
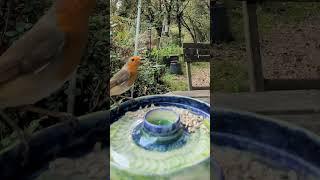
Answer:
[
  {"xmin": 162, "ymin": 62, "xmax": 210, "ymax": 91},
  {"xmin": 212, "ymin": 60, "xmax": 249, "ymax": 92},
  {"xmin": 162, "ymin": 73, "xmax": 188, "ymax": 91}
]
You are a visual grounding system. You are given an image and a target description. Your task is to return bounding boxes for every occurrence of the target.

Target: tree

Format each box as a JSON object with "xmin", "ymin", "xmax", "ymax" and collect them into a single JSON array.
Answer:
[
  {"xmin": 142, "ymin": 0, "xmax": 165, "ymax": 37},
  {"xmin": 163, "ymin": 0, "xmax": 174, "ymax": 36},
  {"xmin": 173, "ymin": 0, "xmax": 190, "ymax": 45},
  {"xmin": 176, "ymin": 0, "xmax": 209, "ymax": 43}
]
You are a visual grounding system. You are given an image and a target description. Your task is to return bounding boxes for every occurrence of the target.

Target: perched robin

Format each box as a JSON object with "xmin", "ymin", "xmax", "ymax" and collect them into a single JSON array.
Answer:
[
  {"xmin": 0, "ymin": 0, "xmax": 96, "ymax": 164},
  {"xmin": 110, "ymin": 56, "xmax": 143, "ymax": 104}
]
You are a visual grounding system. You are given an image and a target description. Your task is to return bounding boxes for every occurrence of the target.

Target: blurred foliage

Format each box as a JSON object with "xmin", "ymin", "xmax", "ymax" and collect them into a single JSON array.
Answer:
[
  {"xmin": 0, "ymin": 0, "xmax": 110, "ymax": 145},
  {"xmin": 0, "ymin": 0, "xmax": 52, "ymax": 143},
  {"xmin": 151, "ymin": 44, "xmax": 182, "ymax": 60},
  {"xmin": 0, "ymin": 0, "xmax": 50, "ymax": 51},
  {"xmin": 77, "ymin": 1, "xmax": 110, "ymax": 113},
  {"xmin": 183, "ymin": 0, "xmax": 210, "ymax": 42}
]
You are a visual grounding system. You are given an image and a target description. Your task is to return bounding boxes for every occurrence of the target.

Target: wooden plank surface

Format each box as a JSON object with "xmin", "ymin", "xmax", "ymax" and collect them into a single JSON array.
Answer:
[
  {"xmin": 167, "ymin": 90, "xmax": 210, "ymax": 103},
  {"xmin": 183, "ymin": 43, "xmax": 213, "ymax": 62},
  {"xmin": 168, "ymin": 90, "xmax": 320, "ymax": 113},
  {"xmin": 212, "ymin": 90, "xmax": 320, "ymax": 113},
  {"xmin": 213, "ymin": 90, "xmax": 320, "ymax": 134},
  {"xmin": 184, "ymin": 52, "xmax": 212, "ymax": 62}
]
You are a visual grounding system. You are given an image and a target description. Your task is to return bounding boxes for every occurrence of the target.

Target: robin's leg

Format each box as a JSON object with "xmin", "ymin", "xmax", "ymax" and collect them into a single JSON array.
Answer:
[
  {"xmin": 110, "ymin": 97, "xmax": 124, "ymax": 113},
  {"xmin": 118, "ymin": 96, "xmax": 134, "ymax": 100},
  {"xmin": 118, "ymin": 96, "xmax": 136, "ymax": 106},
  {"xmin": 22, "ymin": 106, "xmax": 79, "ymax": 129},
  {"xmin": 0, "ymin": 110, "xmax": 30, "ymax": 166},
  {"xmin": 110, "ymin": 97, "xmax": 117, "ymax": 106},
  {"xmin": 110, "ymin": 97, "xmax": 119, "ymax": 109}
]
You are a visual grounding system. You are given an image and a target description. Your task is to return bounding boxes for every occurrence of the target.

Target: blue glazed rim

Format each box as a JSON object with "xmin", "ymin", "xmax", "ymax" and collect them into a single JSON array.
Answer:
[
  {"xmin": 132, "ymin": 122, "xmax": 188, "ymax": 151},
  {"xmin": 212, "ymin": 107, "xmax": 320, "ymax": 178},
  {"xmin": 143, "ymin": 107, "xmax": 181, "ymax": 136},
  {"xmin": 110, "ymin": 95, "xmax": 218, "ymax": 177},
  {"xmin": 110, "ymin": 95, "xmax": 210, "ymax": 123}
]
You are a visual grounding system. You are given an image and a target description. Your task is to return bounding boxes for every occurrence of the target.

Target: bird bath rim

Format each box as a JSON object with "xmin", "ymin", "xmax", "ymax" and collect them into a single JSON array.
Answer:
[
  {"xmin": 110, "ymin": 95, "xmax": 219, "ymax": 178},
  {"xmin": 110, "ymin": 95, "xmax": 210, "ymax": 126},
  {"xmin": 212, "ymin": 107, "xmax": 320, "ymax": 178}
]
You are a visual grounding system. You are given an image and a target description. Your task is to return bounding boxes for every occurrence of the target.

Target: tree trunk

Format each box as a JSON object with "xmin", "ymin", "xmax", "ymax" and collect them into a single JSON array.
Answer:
[
  {"xmin": 177, "ymin": 14, "xmax": 182, "ymax": 46},
  {"xmin": 182, "ymin": 16, "xmax": 197, "ymax": 43},
  {"xmin": 166, "ymin": 13, "xmax": 171, "ymax": 36},
  {"xmin": 156, "ymin": 26, "xmax": 162, "ymax": 37}
]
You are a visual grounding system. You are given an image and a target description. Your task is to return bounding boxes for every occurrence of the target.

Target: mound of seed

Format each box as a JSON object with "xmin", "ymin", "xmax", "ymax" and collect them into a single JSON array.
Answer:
[
  {"xmin": 32, "ymin": 142, "xmax": 108, "ymax": 180},
  {"xmin": 173, "ymin": 107, "xmax": 206, "ymax": 133},
  {"xmin": 213, "ymin": 145, "xmax": 318, "ymax": 180},
  {"xmin": 125, "ymin": 104, "xmax": 208, "ymax": 133}
]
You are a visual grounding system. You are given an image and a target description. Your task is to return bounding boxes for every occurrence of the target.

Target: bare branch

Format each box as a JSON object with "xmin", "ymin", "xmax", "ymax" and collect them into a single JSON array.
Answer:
[
  {"xmin": 180, "ymin": 0, "xmax": 191, "ymax": 13},
  {"xmin": 181, "ymin": 16, "xmax": 196, "ymax": 42}
]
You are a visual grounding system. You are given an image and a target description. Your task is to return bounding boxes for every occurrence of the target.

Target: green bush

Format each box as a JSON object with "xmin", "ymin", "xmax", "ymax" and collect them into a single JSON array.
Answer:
[
  {"xmin": 151, "ymin": 45, "xmax": 182, "ymax": 58},
  {"xmin": 150, "ymin": 45, "xmax": 183, "ymax": 66},
  {"xmin": 110, "ymin": 53, "xmax": 169, "ymax": 101}
]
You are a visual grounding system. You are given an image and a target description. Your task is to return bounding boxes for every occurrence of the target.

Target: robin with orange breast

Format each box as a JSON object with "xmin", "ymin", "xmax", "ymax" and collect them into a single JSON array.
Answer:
[
  {"xmin": 0, "ymin": 0, "xmax": 96, "ymax": 164},
  {"xmin": 110, "ymin": 56, "xmax": 143, "ymax": 105}
]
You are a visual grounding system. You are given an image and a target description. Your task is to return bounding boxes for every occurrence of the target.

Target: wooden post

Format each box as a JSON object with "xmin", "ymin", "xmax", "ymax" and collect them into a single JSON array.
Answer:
[
  {"xmin": 186, "ymin": 62, "xmax": 192, "ymax": 91},
  {"xmin": 210, "ymin": 0, "xmax": 215, "ymax": 45},
  {"xmin": 210, "ymin": 0, "xmax": 215, "ymax": 97},
  {"xmin": 242, "ymin": 1, "xmax": 264, "ymax": 92}
]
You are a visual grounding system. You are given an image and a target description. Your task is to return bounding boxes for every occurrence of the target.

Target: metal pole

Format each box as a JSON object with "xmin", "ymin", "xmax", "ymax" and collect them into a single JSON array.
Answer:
[
  {"xmin": 148, "ymin": 22, "xmax": 152, "ymax": 60},
  {"xmin": 132, "ymin": 0, "xmax": 142, "ymax": 97},
  {"xmin": 134, "ymin": 0, "xmax": 142, "ymax": 55}
]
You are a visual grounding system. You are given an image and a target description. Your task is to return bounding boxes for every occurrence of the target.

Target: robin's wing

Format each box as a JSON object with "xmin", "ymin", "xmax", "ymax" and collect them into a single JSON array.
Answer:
[
  {"xmin": 110, "ymin": 67, "xmax": 130, "ymax": 89},
  {"xmin": 0, "ymin": 6, "xmax": 65, "ymax": 85}
]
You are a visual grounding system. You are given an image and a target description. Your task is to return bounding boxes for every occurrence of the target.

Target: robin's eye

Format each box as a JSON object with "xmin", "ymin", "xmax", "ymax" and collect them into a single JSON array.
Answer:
[{"xmin": 131, "ymin": 59, "xmax": 134, "ymax": 62}]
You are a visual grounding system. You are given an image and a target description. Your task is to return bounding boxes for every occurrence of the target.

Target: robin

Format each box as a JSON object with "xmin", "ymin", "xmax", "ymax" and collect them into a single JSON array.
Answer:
[
  {"xmin": 0, "ymin": 0, "xmax": 96, "ymax": 164},
  {"xmin": 110, "ymin": 56, "xmax": 143, "ymax": 105}
]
